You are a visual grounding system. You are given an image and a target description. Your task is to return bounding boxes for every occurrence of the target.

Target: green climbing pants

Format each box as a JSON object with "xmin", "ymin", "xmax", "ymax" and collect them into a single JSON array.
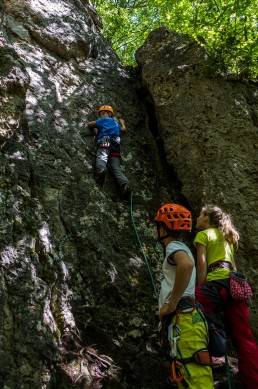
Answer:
[{"xmin": 172, "ymin": 308, "xmax": 213, "ymax": 389}]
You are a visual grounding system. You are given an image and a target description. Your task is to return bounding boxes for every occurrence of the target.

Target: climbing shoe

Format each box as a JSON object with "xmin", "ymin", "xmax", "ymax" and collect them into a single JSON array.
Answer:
[
  {"xmin": 96, "ymin": 169, "xmax": 107, "ymax": 186},
  {"xmin": 121, "ymin": 183, "xmax": 131, "ymax": 196}
]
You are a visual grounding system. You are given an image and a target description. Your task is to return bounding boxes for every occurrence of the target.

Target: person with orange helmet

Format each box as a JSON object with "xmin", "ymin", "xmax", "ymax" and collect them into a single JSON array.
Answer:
[
  {"xmin": 154, "ymin": 204, "xmax": 213, "ymax": 388},
  {"xmin": 87, "ymin": 105, "xmax": 130, "ymax": 195}
]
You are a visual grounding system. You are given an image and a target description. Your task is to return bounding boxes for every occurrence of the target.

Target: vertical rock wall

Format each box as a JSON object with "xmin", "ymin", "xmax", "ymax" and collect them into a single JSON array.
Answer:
[
  {"xmin": 1, "ymin": 3, "xmax": 258, "ymax": 388},
  {"xmin": 135, "ymin": 28, "xmax": 258, "ymax": 328},
  {"xmin": 0, "ymin": 1, "xmax": 168, "ymax": 388}
]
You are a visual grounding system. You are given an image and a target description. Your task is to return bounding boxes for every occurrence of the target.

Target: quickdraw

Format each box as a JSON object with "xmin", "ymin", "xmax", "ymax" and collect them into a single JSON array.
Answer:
[
  {"xmin": 168, "ymin": 360, "xmax": 189, "ymax": 388},
  {"xmin": 168, "ymin": 322, "xmax": 181, "ymax": 359}
]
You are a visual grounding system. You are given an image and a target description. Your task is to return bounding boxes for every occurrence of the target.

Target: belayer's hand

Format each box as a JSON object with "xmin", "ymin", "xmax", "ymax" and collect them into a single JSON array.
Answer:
[{"xmin": 159, "ymin": 302, "xmax": 176, "ymax": 321}]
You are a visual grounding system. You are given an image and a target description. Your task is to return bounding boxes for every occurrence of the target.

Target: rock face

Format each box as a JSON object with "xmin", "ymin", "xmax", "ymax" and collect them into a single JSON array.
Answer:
[
  {"xmin": 0, "ymin": 1, "xmax": 257, "ymax": 388},
  {"xmin": 135, "ymin": 26, "xmax": 258, "ymax": 310},
  {"xmin": 0, "ymin": 1, "xmax": 166, "ymax": 388}
]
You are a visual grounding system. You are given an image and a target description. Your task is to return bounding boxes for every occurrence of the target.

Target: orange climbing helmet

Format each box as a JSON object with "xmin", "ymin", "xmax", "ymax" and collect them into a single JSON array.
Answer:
[
  {"xmin": 98, "ymin": 105, "xmax": 114, "ymax": 117},
  {"xmin": 154, "ymin": 203, "xmax": 192, "ymax": 231}
]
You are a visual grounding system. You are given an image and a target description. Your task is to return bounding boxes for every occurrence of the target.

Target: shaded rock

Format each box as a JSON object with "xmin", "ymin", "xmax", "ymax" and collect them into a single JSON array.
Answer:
[
  {"xmin": 0, "ymin": 1, "xmax": 165, "ymax": 388},
  {"xmin": 136, "ymin": 28, "xmax": 258, "ymax": 336},
  {"xmin": 0, "ymin": 38, "xmax": 29, "ymax": 147}
]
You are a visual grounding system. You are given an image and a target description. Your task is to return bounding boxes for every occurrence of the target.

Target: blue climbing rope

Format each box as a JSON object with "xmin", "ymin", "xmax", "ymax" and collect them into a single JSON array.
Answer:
[
  {"xmin": 225, "ymin": 351, "xmax": 232, "ymax": 389},
  {"xmin": 129, "ymin": 191, "xmax": 159, "ymax": 301}
]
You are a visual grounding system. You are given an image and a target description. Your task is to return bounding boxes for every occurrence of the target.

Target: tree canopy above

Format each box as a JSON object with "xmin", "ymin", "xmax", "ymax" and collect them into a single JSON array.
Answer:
[{"xmin": 92, "ymin": 0, "xmax": 258, "ymax": 80}]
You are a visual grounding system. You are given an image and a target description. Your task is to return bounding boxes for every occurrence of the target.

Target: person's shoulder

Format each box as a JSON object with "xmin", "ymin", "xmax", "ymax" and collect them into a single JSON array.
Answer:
[
  {"xmin": 105, "ymin": 117, "xmax": 117, "ymax": 124},
  {"xmin": 194, "ymin": 228, "xmax": 218, "ymax": 244},
  {"xmin": 196, "ymin": 228, "xmax": 214, "ymax": 236},
  {"xmin": 168, "ymin": 240, "xmax": 188, "ymax": 251},
  {"xmin": 195, "ymin": 229, "xmax": 206, "ymax": 236},
  {"xmin": 205, "ymin": 228, "xmax": 219, "ymax": 238},
  {"xmin": 193, "ymin": 229, "xmax": 209, "ymax": 245},
  {"xmin": 175, "ymin": 241, "xmax": 188, "ymax": 248}
]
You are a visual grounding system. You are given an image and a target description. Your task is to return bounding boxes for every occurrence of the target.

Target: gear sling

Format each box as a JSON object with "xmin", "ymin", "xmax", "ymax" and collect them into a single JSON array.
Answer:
[{"xmin": 160, "ymin": 297, "xmax": 211, "ymax": 387}]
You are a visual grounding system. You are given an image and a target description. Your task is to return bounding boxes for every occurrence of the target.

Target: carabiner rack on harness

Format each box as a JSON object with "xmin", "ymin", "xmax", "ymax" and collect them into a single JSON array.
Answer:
[
  {"xmin": 168, "ymin": 360, "xmax": 188, "ymax": 387},
  {"xmin": 168, "ymin": 323, "xmax": 181, "ymax": 358}
]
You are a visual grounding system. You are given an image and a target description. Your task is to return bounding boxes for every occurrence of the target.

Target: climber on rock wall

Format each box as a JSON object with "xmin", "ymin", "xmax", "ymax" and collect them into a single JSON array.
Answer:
[{"xmin": 87, "ymin": 105, "xmax": 131, "ymax": 196}]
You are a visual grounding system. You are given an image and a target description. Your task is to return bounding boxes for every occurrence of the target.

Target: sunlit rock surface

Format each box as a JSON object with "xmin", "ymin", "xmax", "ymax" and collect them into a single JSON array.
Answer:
[
  {"xmin": 0, "ymin": 1, "xmax": 257, "ymax": 388},
  {"xmin": 0, "ymin": 1, "xmax": 166, "ymax": 388}
]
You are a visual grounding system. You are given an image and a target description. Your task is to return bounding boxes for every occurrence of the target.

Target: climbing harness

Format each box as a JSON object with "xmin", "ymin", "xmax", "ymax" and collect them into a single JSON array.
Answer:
[
  {"xmin": 208, "ymin": 261, "xmax": 233, "ymax": 272},
  {"xmin": 129, "ymin": 191, "xmax": 159, "ymax": 301},
  {"xmin": 98, "ymin": 136, "xmax": 110, "ymax": 148},
  {"xmin": 177, "ymin": 349, "xmax": 211, "ymax": 366},
  {"xmin": 97, "ymin": 135, "xmax": 121, "ymax": 157}
]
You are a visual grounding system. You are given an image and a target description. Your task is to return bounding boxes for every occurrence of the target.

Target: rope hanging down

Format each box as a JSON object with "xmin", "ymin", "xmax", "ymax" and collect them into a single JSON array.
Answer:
[{"xmin": 129, "ymin": 191, "xmax": 159, "ymax": 301}]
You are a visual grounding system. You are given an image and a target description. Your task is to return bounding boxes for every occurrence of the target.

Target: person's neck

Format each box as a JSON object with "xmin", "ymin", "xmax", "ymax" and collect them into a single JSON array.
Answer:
[{"xmin": 163, "ymin": 236, "xmax": 179, "ymax": 247}]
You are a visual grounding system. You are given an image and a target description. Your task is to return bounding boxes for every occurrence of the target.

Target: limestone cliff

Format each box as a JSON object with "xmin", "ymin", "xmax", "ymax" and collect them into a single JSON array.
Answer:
[
  {"xmin": 135, "ymin": 27, "xmax": 258, "ymax": 312},
  {"xmin": 0, "ymin": 1, "xmax": 257, "ymax": 388}
]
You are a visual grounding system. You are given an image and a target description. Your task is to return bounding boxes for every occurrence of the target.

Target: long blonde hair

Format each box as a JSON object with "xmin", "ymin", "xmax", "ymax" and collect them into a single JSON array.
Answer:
[{"xmin": 202, "ymin": 204, "xmax": 239, "ymax": 246}]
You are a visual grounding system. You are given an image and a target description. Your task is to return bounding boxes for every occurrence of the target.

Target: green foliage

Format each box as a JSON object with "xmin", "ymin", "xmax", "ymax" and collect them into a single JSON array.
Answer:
[{"xmin": 92, "ymin": 0, "xmax": 258, "ymax": 80}]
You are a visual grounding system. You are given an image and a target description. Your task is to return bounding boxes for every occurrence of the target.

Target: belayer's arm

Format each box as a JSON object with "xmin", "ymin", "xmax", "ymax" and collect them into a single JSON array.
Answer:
[{"xmin": 159, "ymin": 251, "xmax": 194, "ymax": 320}]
